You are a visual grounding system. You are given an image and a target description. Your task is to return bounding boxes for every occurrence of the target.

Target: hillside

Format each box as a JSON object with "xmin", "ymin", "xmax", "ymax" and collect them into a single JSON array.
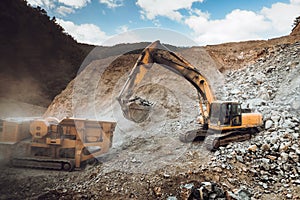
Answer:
[
  {"xmin": 204, "ymin": 32, "xmax": 300, "ymax": 72},
  {"xmin": 0, "ymin": 0, "xmax": 185, "ymax": 118},
  {"xmin": 0, "ymin": 0, "xmax": 93, "ymax": 107}
]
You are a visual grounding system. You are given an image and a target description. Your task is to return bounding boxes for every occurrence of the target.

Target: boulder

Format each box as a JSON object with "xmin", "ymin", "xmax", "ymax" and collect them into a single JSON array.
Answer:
[
  {"xmin": 248, "ymin": 145, "xmax": 258, "ymax": 152},
  {"xmin": 265, "ymin": 120, "xmax": 273, "ymax": 129}
]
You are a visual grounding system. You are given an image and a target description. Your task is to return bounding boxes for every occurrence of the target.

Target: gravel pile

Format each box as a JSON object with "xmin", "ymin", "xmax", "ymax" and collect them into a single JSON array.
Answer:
[
  {"xmin": 208, "ymin": 41, "xmax": 300, "ymax": 199},
  {"xmin": 222, "ymin": 42, "xmax": 300, "ymax": 115}
]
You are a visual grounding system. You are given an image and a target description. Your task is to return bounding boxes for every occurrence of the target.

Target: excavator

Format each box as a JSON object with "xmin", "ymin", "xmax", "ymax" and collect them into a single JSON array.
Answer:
[{"xmin": 117, "ymin": 40, "xmax": 262, "ymax": 150}]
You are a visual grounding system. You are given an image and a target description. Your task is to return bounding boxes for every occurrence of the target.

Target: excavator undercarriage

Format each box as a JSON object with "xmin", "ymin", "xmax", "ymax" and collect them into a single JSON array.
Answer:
[{"xmin": 180, "ymin": 127, "xmax": 258, "ymax": 150}]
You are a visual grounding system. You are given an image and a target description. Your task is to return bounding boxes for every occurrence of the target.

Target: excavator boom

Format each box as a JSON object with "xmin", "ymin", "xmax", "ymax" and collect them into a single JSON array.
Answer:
[{"xmin": 117, "ymin": 40, "xmax": 215, "ymax": 123}]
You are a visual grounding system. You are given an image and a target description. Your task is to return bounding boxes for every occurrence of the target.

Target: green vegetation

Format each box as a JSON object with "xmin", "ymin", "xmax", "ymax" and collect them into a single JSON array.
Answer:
[{"xmin": 0, "ymin": 0, "xmax": 94, "ymax": 106}]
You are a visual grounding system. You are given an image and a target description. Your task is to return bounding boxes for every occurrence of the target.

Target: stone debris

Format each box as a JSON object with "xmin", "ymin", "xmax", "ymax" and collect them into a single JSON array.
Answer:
[
  {"xmin": 226, "ymin": 188, "xmax": 252, "ymax": 200},
  {"xmin": 205, "ymin": 42, "xmax": 300, "ymax": 199},
  {"xmin": 180, "ymin": 181, "xmax": 226, "ymax": 200}
]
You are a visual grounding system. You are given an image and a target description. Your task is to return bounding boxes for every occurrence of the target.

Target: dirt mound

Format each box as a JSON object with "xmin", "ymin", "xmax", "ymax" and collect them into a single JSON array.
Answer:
[{"xmin": 39, "ymin": 40, "xmax": 300, "ymax": 200}]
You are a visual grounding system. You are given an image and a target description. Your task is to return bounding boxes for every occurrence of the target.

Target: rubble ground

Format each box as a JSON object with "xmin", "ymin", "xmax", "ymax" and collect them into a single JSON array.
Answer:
[{"xmin": 0, "ymin": 41, "xmax": 300, "ymax": 199}]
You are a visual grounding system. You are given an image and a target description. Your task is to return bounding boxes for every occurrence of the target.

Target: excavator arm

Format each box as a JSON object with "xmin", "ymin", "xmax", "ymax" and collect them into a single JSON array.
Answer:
[{"xmin": 117, "ymin": 40, "xmax": 215, "ymax": 124}]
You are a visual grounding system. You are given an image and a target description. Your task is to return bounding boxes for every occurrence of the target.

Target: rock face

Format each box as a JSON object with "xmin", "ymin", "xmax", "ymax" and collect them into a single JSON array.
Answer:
[
  {"xmin": 209, "ymin": 41, "xmax": 300, "ymax": 199},
  {"xmin": 221, "ymin": 42, "xmax": 300, "ymax": 121}
]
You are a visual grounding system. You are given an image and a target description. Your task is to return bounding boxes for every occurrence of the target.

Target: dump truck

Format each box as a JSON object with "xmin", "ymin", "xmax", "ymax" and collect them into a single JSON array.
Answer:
[
  {"xmin": 117, "ymin": 40, "xmax": 262, "ymax": 150},
  {"xmin": 0, "ymin": 117, "xmax": 116, "ymax": 171}
]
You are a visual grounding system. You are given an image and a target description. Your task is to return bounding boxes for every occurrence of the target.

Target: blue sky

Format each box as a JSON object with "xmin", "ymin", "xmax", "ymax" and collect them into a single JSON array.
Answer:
[{"xmin": 27, "ymin": 0, "xmax": 300, "ymax": 46}]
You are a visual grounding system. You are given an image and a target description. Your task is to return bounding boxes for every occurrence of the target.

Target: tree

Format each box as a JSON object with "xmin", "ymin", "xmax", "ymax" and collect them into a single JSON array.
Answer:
[{"xmin": 293, "ymin": 16, "xmax": 300, "ymax": 28}]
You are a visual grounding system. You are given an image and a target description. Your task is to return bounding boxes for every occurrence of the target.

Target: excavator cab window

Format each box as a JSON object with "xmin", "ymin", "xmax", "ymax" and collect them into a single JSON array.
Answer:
[
  {"xmin": 230, "ymin": 103, "xmax": 242, "ymax": 126},
  {"xmin": 220, "ymin": 103, "xmax": 230, "ymax": 125},
  {"xmin": 220, "ymin": 103, "xmax": 242, "ymax": 126},
  {"xmin": 209, "ymin": 102, "xmax": 242, "ymax": 126},
  {"xmin": 209, "ymin": 103, "xmax": 221, "ymax": 125}
]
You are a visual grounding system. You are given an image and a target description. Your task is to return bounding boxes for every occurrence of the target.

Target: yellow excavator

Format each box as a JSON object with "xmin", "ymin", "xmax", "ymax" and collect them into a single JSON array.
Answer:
[{"xmin": 117, "ymin": 40, "xmax": 262, "ymax": 150}]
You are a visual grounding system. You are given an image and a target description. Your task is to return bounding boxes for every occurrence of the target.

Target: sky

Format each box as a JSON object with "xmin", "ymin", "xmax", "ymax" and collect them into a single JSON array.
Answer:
[{"xmin": 26, "ymin": 0, "xmax": 300, "ymax": 46}]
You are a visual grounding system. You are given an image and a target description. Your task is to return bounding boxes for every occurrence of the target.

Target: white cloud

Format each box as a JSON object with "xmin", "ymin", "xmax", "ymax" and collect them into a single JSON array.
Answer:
[
  {"xmin": 56, "ymin": 6, "xmax": 75, "ymax": 16},
  {"xmin": 184, "ymin": 1, "xmax": 300, "ymax": 45},
  {"xmin": 261, "ymin": 1, "xmax": 300, "ymax": 33},
  {"xmin": 27, "ymin": 0, "xmax": 91, "ymax": 16},
  {"xmin": 26, "ymin": 0, "xmax": 55, "ymax": 9},
  {"xmin": 185, "ymin": 9, "xmax": 272, "ymax": 44},
  {"xmin": 56, "ymin": 19, "xmax": 108, "ymax": 45},
  {"xmin": 99, "ymin": 0, "xmax": 124, "ymax": 8},
  {"xmin": 103, "ymin": 28, "xmax": 197, "ymax": 46},
  {"xmin": 57, "ymin": 0, "xmax": 91, "ymax": 9},
  {"xmin": 116, "ymin": 25, "xmax": 129, "ymax": 33},
  {"xmin": 136, "ymin": 0, "xmax": 203, "ymax": 21},
  {"xmin": 291, "ymin": 0, "xmax": 300, "ymax": 4}
]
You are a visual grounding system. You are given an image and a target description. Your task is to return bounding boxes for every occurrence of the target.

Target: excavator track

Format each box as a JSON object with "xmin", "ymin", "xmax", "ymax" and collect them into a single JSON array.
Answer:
[
  {"xmin": 204, "ymin": 134, "xmax": 220, "ymax": 151},
  {"xmin": 180, "ymin": 128, "xmax": 254, "ymax": 151},
  {"xmin": 204, "ymin": 130, "xmax": 252, "ymax": 151},
  {"xmin": 12, "ymin": 157, "xmax": 75, "ymax": 171}
]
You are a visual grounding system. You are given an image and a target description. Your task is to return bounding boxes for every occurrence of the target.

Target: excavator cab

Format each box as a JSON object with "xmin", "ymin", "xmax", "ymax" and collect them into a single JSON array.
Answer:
[{"xmin": 209, "ymin": 102, "xmax": 242, "ymax": 127}]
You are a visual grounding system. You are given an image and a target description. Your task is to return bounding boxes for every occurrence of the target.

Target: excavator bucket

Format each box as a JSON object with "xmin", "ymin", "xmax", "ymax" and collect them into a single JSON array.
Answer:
[
  {"xmin": 126, "ymin": 102, "xmax": 151, "ymax": 123},
  {"xmin": 120, "ymin": 97, "xmax": 152, "ymax": 123}
]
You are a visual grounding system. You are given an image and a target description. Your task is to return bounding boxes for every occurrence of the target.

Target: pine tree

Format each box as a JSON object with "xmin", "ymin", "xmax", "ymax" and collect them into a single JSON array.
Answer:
[{"xmin": 293, "ymin": 16, "xmax": 300, "ymax": 28}]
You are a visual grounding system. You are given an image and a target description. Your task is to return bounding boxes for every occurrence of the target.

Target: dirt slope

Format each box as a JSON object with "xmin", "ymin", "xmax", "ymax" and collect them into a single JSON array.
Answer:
[
  {"xmin": 2, "ymin": 39, "xmax": 299, "ymax": 200},
  {"xmin": 291, "ymin": 20, "xmax": 300, "ymax": 36},
  {"xmin": 204, "ymin": 34, "xmax": 300, "ymax": 71}
]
